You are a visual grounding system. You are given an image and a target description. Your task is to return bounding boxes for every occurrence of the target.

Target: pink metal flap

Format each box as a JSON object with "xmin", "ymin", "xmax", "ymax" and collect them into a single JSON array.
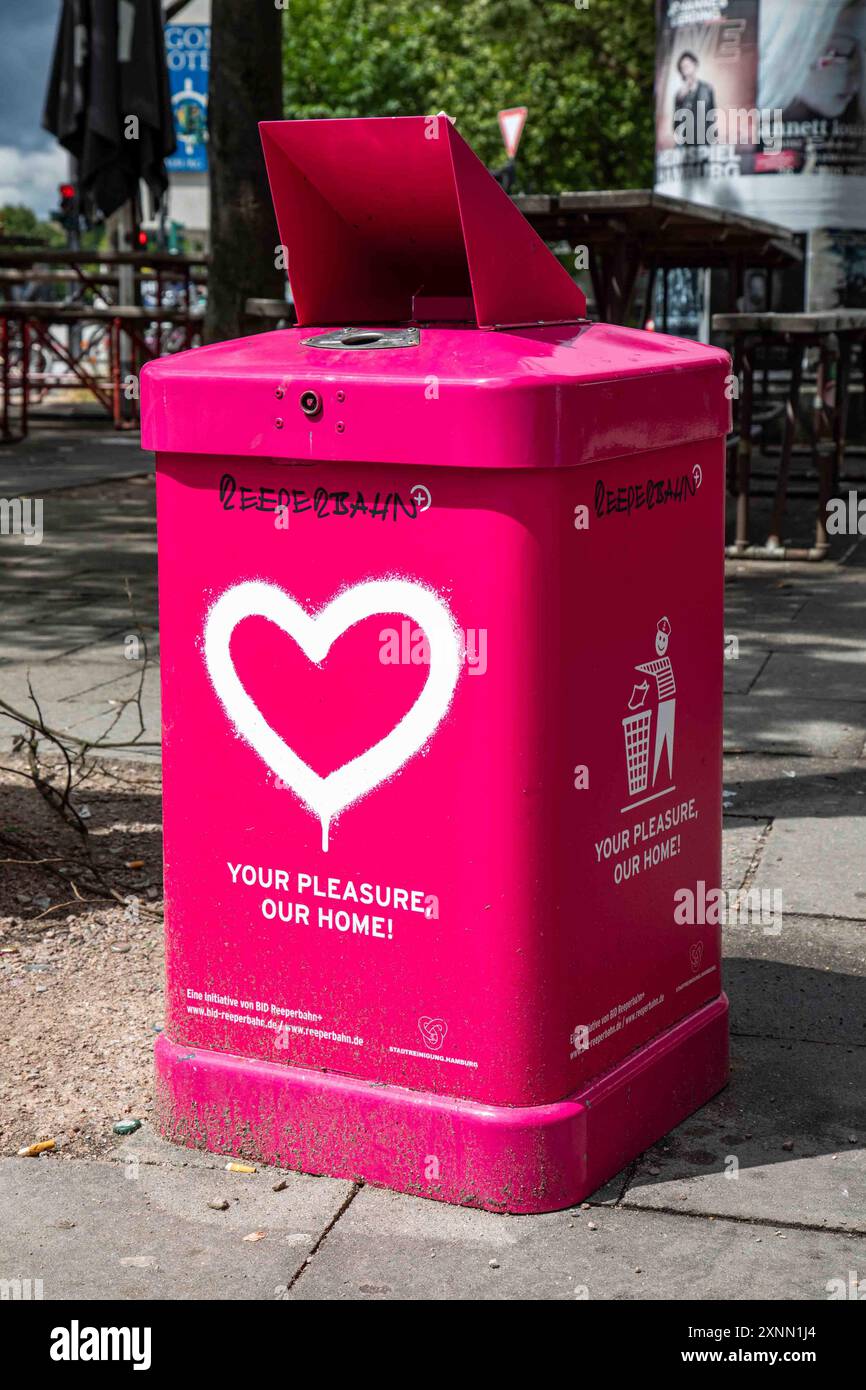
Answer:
[{"xmin": 259, "ymin": 115, "xmax": 587, "ymax": 329}]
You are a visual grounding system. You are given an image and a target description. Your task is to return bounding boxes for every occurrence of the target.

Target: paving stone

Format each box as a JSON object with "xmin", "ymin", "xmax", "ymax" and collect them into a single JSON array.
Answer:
[
  {"xmin": 0, "ymin": 663, "xmax": 161, "ymax": 754},
  {"xmin": 0, "ymin": 625, "xmax": 134, "ymax": 665},
  {"xmin": 761, "ymin": 816, "xmax": 866, "ymax": 920},
  {"xmin": 0, "ymin": 1156, "xmax": 350, "ymax": 1301},
  {"xmin": 724, "ymin": 914, "xmax": 866, "ymax": 1045},
  {"xmin": 620, "ymin": 1036, "xmax": 866, "ymax": 1232},
  {"xmin": 725, "ymin": 591, "xmax": 866, "ymax": 655},
  {"xmin": 724, "ymin": 696, "xmax": 866, "ymax": 758},
  {"xmin": 723, "ymin": 755, "xmax": 866, "ymax": 817},
  {"xmin": 794, "ymin": 596, "xmax": 866, "ymax": 636},
  {"xmin": 288, "ymin": 1182, "xmax": 861, "ymax": 1301},
  {"xmin": 0, "ymin": 430, "xmax": 150, "ymax": 494},
  {"xmin": 723, "ymin": 647, "xmax": 770, "ymax": 694},
  {"xmin": 0, "ymin": 436, "xmax": 158, "ymax": 748},
  {"xmin": 751, "ymin": 650, "xmax": 866, "ymax": 704}
]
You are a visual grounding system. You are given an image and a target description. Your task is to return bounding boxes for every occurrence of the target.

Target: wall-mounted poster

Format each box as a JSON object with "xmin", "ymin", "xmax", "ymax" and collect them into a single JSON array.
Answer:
[
  {"xmin": 808, "ymin": 227, "xmax": 866, "ymax": 306},
  {"xmin": 655, "ymin": 0, "xmax": 866, "ymax": 235},
  {"xmin": 656, "ymin": 0, "xmax": 760, "ymax": 165},
  {"xmin": 165, "ymin": 23, "xmax": 210, "ymax": 173}
]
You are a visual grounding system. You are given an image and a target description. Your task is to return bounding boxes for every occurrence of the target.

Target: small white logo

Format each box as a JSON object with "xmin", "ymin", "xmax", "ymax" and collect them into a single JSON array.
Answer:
[
  {"xmin": 418, "ymin": 1016, "xmax": 448, "ymax": 1050},
  {"xmin": 622, "ymin": 616, "xmax": 676, "ymax": 809},
  {"xmin": 410, "ymin": 484, "xmax": 432, "ymax": 513}
]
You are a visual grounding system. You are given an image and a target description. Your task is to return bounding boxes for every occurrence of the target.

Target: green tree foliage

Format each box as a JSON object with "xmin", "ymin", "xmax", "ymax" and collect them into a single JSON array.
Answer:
[
  {"xmin": 0, "ymin": 204, "xmax": 65, "ymax": 247},
  {"xmin": 283, "ymin": 0, "xmax": 655, "ymax": 192}
]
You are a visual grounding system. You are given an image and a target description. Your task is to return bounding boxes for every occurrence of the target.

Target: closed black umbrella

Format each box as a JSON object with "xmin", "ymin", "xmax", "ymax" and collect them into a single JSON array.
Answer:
[{"xmin": 42, "ymin": 0, "xmax": 176, "ymax": 221}]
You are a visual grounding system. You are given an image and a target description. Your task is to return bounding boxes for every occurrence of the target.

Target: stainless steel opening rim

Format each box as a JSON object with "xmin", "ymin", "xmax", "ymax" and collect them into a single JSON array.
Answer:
[{"xmin": 300, "ymin": 327, "xmax": 421, "ymax": 350}]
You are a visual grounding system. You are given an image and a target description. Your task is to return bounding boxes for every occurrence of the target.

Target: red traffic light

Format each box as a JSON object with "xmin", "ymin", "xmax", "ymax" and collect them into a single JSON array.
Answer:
[
  {"xmin": 137, "ymin": 230, "xmax": 148, "ymax": 247},
  {"xmin": 59, "ymin": 183, "xmax": 75, "ymax": 201}
]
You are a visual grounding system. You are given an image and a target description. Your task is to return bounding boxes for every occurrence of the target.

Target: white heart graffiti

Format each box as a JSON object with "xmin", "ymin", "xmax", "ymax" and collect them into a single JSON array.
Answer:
[{"xmin": 203, "ymin": 578, "xmax": 462, "ymax": 851}]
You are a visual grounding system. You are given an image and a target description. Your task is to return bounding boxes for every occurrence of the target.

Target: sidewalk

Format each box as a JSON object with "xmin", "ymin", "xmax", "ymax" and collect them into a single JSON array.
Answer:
[
  {"xmin": 0, "ymin": 430, "xmax": 159, "ymax": 753},
  {"xmin": 0, "ymin": 427, "xmax": 864, "ymax": 1299}
]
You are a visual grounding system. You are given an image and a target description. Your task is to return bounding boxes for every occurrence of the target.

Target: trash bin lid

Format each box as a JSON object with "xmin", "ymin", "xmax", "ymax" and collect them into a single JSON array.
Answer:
[
  {"xmin": 141, "ymin": 319, "xmax": 730, "ymax": 468},
  {"xmin": 141, "ymin": 116, "xmax": 731, "ymax": 467},
  {"xmin": 258, "ymin": 115, "xmax": 587, "ymax": 331}
]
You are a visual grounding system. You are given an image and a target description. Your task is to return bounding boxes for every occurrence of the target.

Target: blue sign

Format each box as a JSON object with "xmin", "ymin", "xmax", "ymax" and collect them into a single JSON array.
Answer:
[{"xmin": 165, "ymin": 24, "xmax": 210, "ymax": 173}]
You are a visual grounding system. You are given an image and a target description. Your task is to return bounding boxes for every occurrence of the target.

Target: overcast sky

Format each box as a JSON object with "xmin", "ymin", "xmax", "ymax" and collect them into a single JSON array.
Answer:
[{"xmin": 0, "ymin": 0, "xmax": 68, "ymax": 217}]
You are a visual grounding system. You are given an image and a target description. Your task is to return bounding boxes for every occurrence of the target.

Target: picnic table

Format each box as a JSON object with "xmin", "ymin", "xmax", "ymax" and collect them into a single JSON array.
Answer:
[
  {"xmin": 712, "ymin": 311, "xmax": 866, "ymax": 559},
  {"xmin": 0, "ymin": 300, "xmax": 204, "ymax": 442},
  {"xmin": 0, "ymin": 247, "xmax": 207, "ymax": 305},
  {"xmin": 0, "ymin": 250, "xmax": 209, "ymax": 441},
  {"xmin": 0, "ymin": 268, "xmax": 120, "ymax": 291},
  {"xmin": 513, "ymin": 190, "xmax": 802, "ymax": 326}
]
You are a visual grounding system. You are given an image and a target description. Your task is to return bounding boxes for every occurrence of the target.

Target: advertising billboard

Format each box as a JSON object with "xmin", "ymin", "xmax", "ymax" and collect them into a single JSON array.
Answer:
[
  {"xmin": 655, "ymin": 0, "xmax": 866, "ymax": 234},
  {"xmin": 165, "ymin": 23, "xmax": 210, "ymax": 174}
]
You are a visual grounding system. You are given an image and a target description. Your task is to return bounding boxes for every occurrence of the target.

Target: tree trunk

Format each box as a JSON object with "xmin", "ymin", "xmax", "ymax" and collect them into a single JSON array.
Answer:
[{"xmin": 204, "ymin": 0, "xmax": 283, "ymax": 344}]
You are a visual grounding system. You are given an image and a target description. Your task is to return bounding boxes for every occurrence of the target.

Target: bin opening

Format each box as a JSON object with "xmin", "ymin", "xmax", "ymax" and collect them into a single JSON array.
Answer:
[
  {"xmin": 259, "ymin": 115, "xmax": 587, "ymax": 331},
  {"xmin": 300, "ymin": 326, "xmax": 421, "ymax": 351},
  {"xmin": 341, "ymin": 331, "xmax": 388, "ymax": 346}
]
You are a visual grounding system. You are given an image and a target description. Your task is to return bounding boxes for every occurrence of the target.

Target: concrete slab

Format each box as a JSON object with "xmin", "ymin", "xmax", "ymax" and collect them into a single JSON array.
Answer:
[
  {"xmin": 620, "ymin": 1036, "xmax": 865, "ymax": 1232},
  {"xmin": 724, "ymin": 916, "xmax": 866, "ymax": 1045},
  {"xmin": 794, "ymin": 597, "xmax": 866, "ymax": 637},
  {"xmin": 724, "ymin": 591, "xmax": 807, "ymax": 626},
  {"xmin": 724, "ymin": 696, "xmax": 866, "ymax": 758},
  {"xmin": 0, "ymin": 661, "xmax": 161, "ymax": 754},
  {"xmin": 723, "ymin": 755, "xmax": 866, "ymax": 818},
  {"xmin": 723, "ymin": 648, "xmax": 770, "ymax": 694},
  {"xmin": 761, "ymin": 816, "xmax": 866, "ymax": 920},
  {"xmin": 0, "ymin": 576, "xmax": 157, "ymax": 602},
  {"xmin": 0, "ymin": 430, "xmax": 150, "ymax": 494},
  {"xmin": 0, "ymin": 656, "xmax": 158, "ymax": 706},
  {"xmin": 0, "ymin": 452, "xmax": 159, "ymax": 751},
  {"xmin": 0, "ymin": 626, "xmax": 136, "ymax": 666},
  {"xmin": 0, "ymin": 1155, "xmax": 352, "ymax": 1301},
  {"xmin": 724, "ymin": 588, "xmax": 866, "ymax": 655},
  {"xmin": 751, "ymin": 650, "xmax": 866, "ymax": 704},
  {"xmin": 288, "ymin": 1183, "xmax": 861, "ymax": 1301}
]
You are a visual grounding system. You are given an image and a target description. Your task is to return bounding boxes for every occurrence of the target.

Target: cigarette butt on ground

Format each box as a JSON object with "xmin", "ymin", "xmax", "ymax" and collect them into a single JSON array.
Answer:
[
  {"xmin": 18, "ymin": 1139, "xmax": 56, "ymax": 1157},
  {"xmin": 225, "ymin": 1161, "xmax": 257, "ymax": 1174}
]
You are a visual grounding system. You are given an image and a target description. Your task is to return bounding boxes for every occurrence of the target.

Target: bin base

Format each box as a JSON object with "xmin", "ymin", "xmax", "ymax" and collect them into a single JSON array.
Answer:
[{"xmin": 154, "ymin": 994, "xmax": 728, "ymax": 1214}]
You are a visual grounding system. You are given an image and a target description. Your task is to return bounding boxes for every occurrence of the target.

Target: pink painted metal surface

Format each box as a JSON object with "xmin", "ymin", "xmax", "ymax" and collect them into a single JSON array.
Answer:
[
  {"xmin": 142, "ymin": 115, "xmax": 731, "ymax": 1213},
  {"xmin": 156, "ymin": 995, "xmax": 728, "ymax": 1213},
  {"xmin": 140, "ymin": 320, "xmax": 730, "ymax": 467},
  {"xmin": 258, "ymin": 115, "xmax": 586, "ymax": 328}
]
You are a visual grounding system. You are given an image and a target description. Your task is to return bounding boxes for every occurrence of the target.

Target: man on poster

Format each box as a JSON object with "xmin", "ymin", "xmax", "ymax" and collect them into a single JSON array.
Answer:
[{"xmin": 673, "ymin": 51, "xmax": 717, "ymax": 144}]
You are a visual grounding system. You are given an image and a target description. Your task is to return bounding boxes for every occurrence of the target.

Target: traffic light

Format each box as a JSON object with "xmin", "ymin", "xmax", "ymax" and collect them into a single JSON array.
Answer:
[{"xmin": 53, "ymin": 183, "xmax": 79, "ymax": 237}]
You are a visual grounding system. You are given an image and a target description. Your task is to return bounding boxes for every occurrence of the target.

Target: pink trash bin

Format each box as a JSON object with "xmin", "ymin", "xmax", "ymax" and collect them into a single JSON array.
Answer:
[{"xmin": 141, "ymin": 115, "xmax": 731, "ymax": 1214}]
